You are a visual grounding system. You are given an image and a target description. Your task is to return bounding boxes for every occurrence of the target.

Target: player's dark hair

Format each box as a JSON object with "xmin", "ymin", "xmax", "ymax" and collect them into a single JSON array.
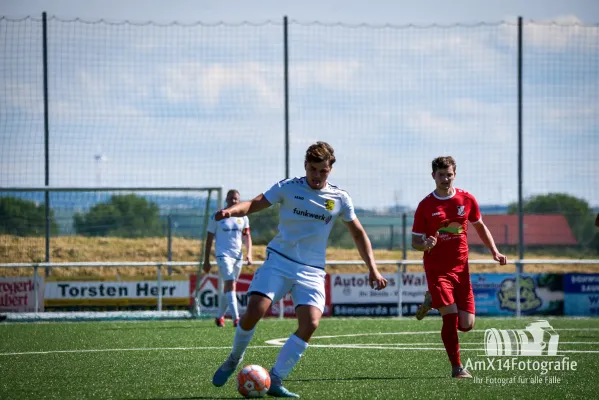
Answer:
[
  {"xmin": 226, "ymin": 189, "xmax": 239, "ymax": 198},
  {"xmin": 305, "ymin": 141, "xmax": 336, "ymax": 167},
  {"xmin": 432, "ymin": 156, "xmax": 456, "ymax": 173}
]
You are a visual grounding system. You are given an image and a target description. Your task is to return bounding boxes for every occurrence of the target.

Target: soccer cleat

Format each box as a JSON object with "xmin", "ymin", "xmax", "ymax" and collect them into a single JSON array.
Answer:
[
  {"xmin": 267, "ymin": 384, "xmax": 300, "ymax": 398},
  {"xmin": 452, "ymin": 366, "xmax": 473, "ymax": 379},
  {"xmin": 416, "ymin": 291, "xmax": 433, "ymax": 320},
  {"xmin": 233, "ymin": 318, "xmax": 240, "ymax": 327},
  {"xmin": 212, "ymin": 356, "xmax": 241, "ymax": 387},
  {"xmin": 215, "ymin": 317, "xmax": 225, "ymax": 328}
]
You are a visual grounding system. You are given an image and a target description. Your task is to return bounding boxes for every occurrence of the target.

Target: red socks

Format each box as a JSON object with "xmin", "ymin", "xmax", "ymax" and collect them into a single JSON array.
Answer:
[{"xmin": 441, "ymin": 313, "xmax": 461, "ymax": 367}]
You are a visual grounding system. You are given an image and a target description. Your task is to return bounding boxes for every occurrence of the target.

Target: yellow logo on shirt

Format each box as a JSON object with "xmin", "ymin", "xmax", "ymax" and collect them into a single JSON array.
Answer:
[
  {"xmin": 237, "ymin": 218, "xmax": 243, "ymax": 225},
  {"xmin": 324, "ymin": 199, "xmax": 335, "ymax": 211}
]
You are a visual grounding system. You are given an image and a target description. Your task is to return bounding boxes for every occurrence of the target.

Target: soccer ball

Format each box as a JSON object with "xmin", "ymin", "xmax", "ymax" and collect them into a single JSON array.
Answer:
[{"xmin": 237, "ymin": 364, "xmax": 271, "ymax": 398}]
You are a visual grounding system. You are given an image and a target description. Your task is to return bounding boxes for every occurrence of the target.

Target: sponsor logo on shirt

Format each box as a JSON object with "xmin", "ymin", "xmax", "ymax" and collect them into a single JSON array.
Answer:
[
  {"xmin": 293, "ymin": 208, "xmax": 333, "ymax": 224},
  {"xmin": 294, "ymin": 195, "xmax": 304, "ymax": 200},
  {"xmin": 432, "ymin": 212, "xmax": 442, "ymax": 216},
  {"xmin": 457, "ymin": 206, "xmax": 465, "ymax": 216}
]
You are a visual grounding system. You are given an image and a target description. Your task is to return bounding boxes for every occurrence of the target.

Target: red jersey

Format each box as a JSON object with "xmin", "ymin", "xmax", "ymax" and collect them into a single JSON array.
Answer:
[{"xmin": 412, "ymin": 188, "xmax": 481, "ymax": 272}]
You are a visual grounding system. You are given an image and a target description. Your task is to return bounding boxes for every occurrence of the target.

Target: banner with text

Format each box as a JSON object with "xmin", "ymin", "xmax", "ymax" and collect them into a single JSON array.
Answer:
[
  {"xmin": 44, "ymin": 276, "xmax": 189, "ymax": 310},
  {"xmin": 330, "ymin": 273, "xmax": 433, "ymax": 317},
  {"xmin": 191, "ymin": 273, "xmax": 331, "ymax": 317},
  {"xmin": 0, "ymin": 277, "xmax": 45, "ymax": 312},
  {"xmin": 564, "ymin": 274, "xmax": 599, "ymax": 316},
  {"xmin": 471, "ymin": 273, "xmax": 564, "ymax": 316}
]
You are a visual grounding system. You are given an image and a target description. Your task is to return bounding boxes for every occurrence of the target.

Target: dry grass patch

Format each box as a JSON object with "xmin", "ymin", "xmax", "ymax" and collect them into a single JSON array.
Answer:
[{"xmin": 1, "ymin": 235, "xmax": 597, "ymax": 277}]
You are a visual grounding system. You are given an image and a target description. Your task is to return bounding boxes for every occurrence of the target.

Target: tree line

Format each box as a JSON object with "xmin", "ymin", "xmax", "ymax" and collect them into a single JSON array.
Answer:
[{"xmin": 1, "ymin": 193, "xmax": 597, "ymax": 253}]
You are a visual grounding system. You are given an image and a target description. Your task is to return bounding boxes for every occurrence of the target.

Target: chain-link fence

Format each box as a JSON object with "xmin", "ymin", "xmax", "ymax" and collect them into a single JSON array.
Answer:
[{"xmin": 1, "ymin": 15, "xmax": 598, "ymax": 262}]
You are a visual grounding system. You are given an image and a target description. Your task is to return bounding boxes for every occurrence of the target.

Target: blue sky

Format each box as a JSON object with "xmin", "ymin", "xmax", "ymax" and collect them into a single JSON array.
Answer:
[{"xmin": 1, "ymin": 1, "xmax": 598, "ymax": 210}]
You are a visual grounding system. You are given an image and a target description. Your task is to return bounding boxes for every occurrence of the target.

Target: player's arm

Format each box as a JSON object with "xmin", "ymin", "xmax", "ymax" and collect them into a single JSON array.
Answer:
[
  {"xmin": 472, "ymin": 221, "xmax": 507, "ymax": 265},
  {"xmin": 215, "ymin": 194, "xmax": 271, "ymax": 221},
  {"xmin": 344, "ymin": 218, "xmax": 387, "ymax": 290},
  {"xmin": 202, "ymin": 232, "xmax": 214, "ymax": 273},
  {"xmin": 411, "ymin": 202, "xmax": 437, "ymax": 251},
  {"xmin": 242, "ymin": 228, "xmax": 253, "ymax": 265},
  {"xmin": 412, "ymin": 232, "xmax": 438, "ymax": 252}
]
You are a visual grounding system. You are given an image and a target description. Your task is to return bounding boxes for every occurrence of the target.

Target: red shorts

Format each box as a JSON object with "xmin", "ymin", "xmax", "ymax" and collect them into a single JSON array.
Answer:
[{"xmin": 425, "ymin": 266, "xmax": 474, "ymax": 314}]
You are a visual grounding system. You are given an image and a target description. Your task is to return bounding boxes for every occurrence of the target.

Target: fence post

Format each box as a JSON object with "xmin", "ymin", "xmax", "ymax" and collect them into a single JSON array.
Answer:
[
  {"xmin": 42, "ymin": 11, "xmax": 51, "ymax": 277},
  {"xmin": 402, "ymin": 213, "xmax": 408, "ymax": 260},
  {"xmin": 278, "ymin": 14, "xmax": 290, "ymax": 320},
  {"xmin": 397, "ymin": 262, "xmax": 403, "ymax": 317},
  {"xmin": 167, "ymin": 214, "xmax": 173, "ymax": 275},
  {"xmin": 516, "ymin": 16, "xmax": 524, "ymax": 320},
  {"xmin": 389, "ymin": 225, "xmax": 394, "ymax": 251},
  {"xmin": 34, "ymin": 264, "xmax": 39, "ymax": 313},
  {"xmin": 517, "ymin": 16, "xmax": 525, "ymax": 261},
  {"xmin": 157, "ymin": 264, "xmax": 162, "ymax": 312},
  {"xmin": 515, "ymin": 260, "xmax": 522, "ymax": 318}
]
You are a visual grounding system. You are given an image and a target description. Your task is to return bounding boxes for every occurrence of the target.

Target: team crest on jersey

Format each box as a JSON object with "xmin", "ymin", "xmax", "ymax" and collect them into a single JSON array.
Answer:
[
  {"xmin": 324, "ymin": 199, "xmax": 335, "ymax": 211},
  {"xmin": 237, "ymin": 218, "xmax": 243, "ymax": 224},
  {"xmin": 457, "ymin": 206, "xmax": 465, "ymax": 216}
]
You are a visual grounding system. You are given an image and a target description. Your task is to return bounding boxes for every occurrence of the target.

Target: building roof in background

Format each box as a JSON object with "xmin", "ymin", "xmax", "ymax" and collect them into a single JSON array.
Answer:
[{"xmin": 468, "ymin": 214, "xmax": 578, "ymax": 246}]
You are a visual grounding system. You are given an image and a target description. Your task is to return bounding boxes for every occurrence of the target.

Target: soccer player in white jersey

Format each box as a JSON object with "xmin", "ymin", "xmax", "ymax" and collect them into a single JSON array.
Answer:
[
  {"xmin": 203, "ymin": 189, "xmax": 253, "ymax": 328},
  {"xmin": 212, "ymin": 142, "xmax": 388, "ymax": 398}
]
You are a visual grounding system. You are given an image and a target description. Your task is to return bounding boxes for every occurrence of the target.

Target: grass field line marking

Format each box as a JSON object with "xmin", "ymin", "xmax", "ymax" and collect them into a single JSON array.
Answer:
[
  {"xmin": 266, "ymin": 328, "xmax": 599, "ymax": 346},
  {"xmin": 309, "ymin": 345, "xmax": 599, "ymax": 353},
  {"xmin": 0, "ymin": 345, "xmax": 277, "ymax": 357},
  {"xmin": 319, "ymin": 341, "xmax": 599, "ymax": 346}
]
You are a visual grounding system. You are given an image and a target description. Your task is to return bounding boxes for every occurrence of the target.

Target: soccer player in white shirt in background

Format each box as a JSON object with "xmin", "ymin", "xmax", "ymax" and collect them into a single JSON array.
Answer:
[
  {"xmin": 212, "ymin": 142, "xmax": 388, "ymax": 398},
  {"xmin": 203, "ymin": 189, "xmax": 253, "ymax": 328}
]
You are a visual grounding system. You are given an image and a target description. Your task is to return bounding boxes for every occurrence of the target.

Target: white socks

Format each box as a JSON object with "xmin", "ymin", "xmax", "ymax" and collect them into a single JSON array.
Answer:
[
  {"xmin": 217, "ymin": 292, "xmax": 227, "ymax": 319},
  {"xmin": 271, "ymin": 334, "xmax": 309, "ymax": 380},
  {"xmin": 230, "ymin": 325, "xmax": 256, "ymax": 362},
  {"xmin": 226, "ymin": 291, "xmax": 239, "ymax": 320},
  {"xmin": 218, "ymin": 291, "xmax": 239, "ymax": 320}
]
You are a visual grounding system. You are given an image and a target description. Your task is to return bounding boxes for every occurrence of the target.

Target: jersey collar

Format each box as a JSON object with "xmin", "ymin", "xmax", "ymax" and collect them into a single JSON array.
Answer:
[{"xmin": 432, "ymin": 188, "xmax": 456, "ymax": 200}]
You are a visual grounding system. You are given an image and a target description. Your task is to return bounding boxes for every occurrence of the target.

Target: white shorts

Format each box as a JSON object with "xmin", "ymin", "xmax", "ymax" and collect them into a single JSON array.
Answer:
[
  {"xmin": 216, "ymin": 256, "xmax": 243, "ymax": 281},
  {"xmin": 248, "ymin": 251, "xmax": 327, "ymax": 312}
]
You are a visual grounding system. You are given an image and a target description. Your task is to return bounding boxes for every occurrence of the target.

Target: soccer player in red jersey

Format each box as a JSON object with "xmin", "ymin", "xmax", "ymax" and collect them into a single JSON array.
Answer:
[{"xmin": 412, "ymin": 156, "xmax": 507, "ymax": 378}]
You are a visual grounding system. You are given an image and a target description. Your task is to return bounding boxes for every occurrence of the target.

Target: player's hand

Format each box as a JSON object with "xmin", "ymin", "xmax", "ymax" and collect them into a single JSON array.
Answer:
[
  {"xmin": 493, "ymin": 252, "xmax": 508, "ymax": 266},
  {"xmin": 423, "ymin": 232, "xmax": 439, "ymax": 250},
  {"xmin": 202, "ymin": 261, "xmax": 211, "ymax": 274},
  {"xmin": 214, "ymin": 209, "xmax": 231, "ymax": 221},
  {"xmin": 369, "ymin": 269, "xmax": 388, "ymax": 291},
  {"xmin": 246, "ymin": 255, "xmax": 253, "ymax": 266}
]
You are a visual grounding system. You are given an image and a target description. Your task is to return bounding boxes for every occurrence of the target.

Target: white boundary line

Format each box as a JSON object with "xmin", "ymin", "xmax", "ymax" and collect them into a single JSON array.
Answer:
[{"xmin": 3, "ymin": 328, "xmax": 599, "ymax": 357}]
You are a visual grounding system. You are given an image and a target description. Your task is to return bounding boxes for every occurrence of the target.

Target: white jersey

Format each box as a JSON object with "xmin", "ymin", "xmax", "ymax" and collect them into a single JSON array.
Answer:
[
  {"xmin": 207, "ymin": 215, "xmax": 250, "ymax": 260},
  {"xmin": 263, "ymin": 177, "xmax": 356, "ymax": 269}
]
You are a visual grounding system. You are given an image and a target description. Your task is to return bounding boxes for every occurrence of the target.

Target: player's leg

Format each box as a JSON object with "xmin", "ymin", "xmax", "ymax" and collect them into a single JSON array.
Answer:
[
  {"xmin": 224, "ymin": 258, "xmax": 243, "ymax": 327},
  {"xmin": 447, "ymin": 269, "xmax": 475, "ymax": 378},
  {"xmin": 212, "ymin": 294, "xmax": 272, "ymax": 386},
  {"xmin": 213, "ymin": 254, "xmax": 291, "ymax": 387},
  {"xmin": 456, "ymin": 268, "xmax": 475, "ymax": 332},
  {"xmin": 427, "ymin": 272, "xmax": 469, "ymax": 378},
  {"xmin": 214, "ymin": 258, "xmax": 231, "ymax": 327},
  {"xmin": 416, "ymin": 290, "xmax": 433, "ymax": 320},
  {"xmin": 437, "ymin": 303, "xmax": 465, "ymax": 376},
  {"xmin": 268, "ymin": 264, "xmax": 326, "ymax": 398}
]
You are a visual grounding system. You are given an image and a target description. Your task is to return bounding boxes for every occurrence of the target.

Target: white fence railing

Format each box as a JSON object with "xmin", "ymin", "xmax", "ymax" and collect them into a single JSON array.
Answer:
[{"xmin": 1, "ymin": 259, "xmax": 598, "ymax": 318}]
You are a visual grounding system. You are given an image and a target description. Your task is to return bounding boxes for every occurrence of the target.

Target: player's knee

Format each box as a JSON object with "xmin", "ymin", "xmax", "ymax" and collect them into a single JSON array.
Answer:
[
  {"xmin": 298, "ymin": 317, "xmax": 319, "ymax": 336},
  {"xmin": 458, "ymin": 323, "xmax": 474, "ymax": 332}
]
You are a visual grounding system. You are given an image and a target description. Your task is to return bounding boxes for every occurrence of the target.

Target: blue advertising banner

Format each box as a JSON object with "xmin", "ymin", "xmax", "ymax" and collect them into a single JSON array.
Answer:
[
  {"xmin": 471, "ymin": 274, "xmax": 564, "ymax": 316},
  {"xmin": 564, "ymin": 274, "xmax": 599, "ymax": 316}
]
